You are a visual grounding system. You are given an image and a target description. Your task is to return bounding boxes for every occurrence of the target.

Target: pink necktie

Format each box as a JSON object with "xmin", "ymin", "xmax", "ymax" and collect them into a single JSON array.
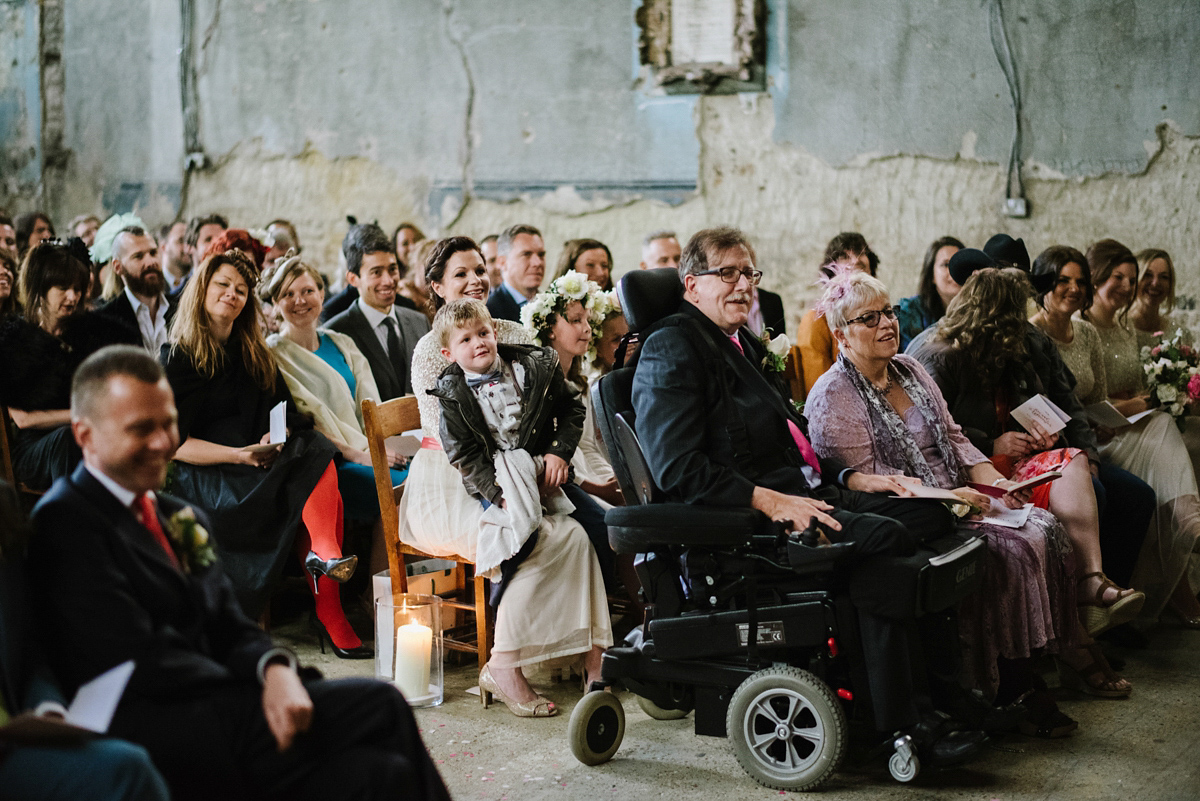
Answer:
[
  {"xmin": 135, "ymin": 494, "xmax": 180, "ymax": 570},
  {"xmin": 728, "ymin": 333, "xmax": 822, "ymax": 477}
]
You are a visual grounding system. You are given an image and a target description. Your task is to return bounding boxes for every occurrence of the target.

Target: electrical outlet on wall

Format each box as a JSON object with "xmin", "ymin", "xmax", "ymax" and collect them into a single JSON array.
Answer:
[{"xmin": 1004, "ymin": 197, "xmax": 1029, "ymax": 218}]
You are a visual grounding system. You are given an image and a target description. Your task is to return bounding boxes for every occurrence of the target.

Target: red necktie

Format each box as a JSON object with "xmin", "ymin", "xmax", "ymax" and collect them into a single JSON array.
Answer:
[
  {"xmin": 728, "ymin": 333, "xmax": 822, "ymax": 477},
  {"xmin": 135, "ymin": 493, "xmax": 180, "ymax": 570}
]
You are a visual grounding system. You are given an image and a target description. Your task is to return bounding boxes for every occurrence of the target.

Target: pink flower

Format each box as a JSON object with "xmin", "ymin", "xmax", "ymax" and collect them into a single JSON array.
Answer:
[
  {"xmin": 1187, "ymin": 373, "xmax": 1200, "ymax": 401},
  {"xmin": 1154, "ymin": 331, "xmax": 1165, "ymax": 338}
]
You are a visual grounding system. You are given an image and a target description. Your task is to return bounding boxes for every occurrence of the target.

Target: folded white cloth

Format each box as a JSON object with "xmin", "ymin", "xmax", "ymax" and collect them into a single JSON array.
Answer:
[{"xmin": 476, "ymin": 449, "xmax": 574, "ymax": 575}]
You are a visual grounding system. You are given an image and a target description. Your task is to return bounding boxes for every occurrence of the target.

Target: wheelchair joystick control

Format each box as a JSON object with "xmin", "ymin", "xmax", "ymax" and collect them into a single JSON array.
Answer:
[{"xmin": 799, "ymin": 520, "xmax": 821, "ymax": 548}]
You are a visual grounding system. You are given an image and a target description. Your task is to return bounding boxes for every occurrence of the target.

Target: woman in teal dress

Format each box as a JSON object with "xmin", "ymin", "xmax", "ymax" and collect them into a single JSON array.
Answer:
[{"xmin": 264, "ymin": 254, "xmax": 408, "ymax": 524}]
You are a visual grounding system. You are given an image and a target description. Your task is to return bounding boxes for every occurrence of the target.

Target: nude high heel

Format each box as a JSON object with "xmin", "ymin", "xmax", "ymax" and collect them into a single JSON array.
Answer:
[{"xmin": 478, "ymin": 664, "xmax": 557, "ymax": 718}]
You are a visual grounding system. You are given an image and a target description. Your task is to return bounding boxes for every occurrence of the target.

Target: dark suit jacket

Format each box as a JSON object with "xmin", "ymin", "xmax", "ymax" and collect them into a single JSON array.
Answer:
[
  {"xmin": 0, "ymin": 481, "xmax": 63, "ymax": 717},
  {"xmin": 29, "ymin": 465, "xmax": 275, "ymax": 702},
  {"xmin": 631, "ymin": 302, "xmax": 844, "ymax": 508},
  {"xmin": 758, "ymin": 288, "xmax": 786, "ymax": 337},
  {"xmin": 324, "ymin": 301, "xmax": 431, "ymax": 399},
  {"xmin": 320, "ymin": 285, "xmax": 358, "ymax": 323},
  {"xmin": 485, "ymin": 285, "xmax": 523, "ymax": 323},
  {"xmin": 96, "ymin": 291, "xmax": 177, "ymax": 350}
]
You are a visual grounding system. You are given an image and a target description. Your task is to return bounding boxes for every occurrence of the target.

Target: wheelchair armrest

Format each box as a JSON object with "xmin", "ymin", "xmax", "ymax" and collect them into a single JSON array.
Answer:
[
  {"xmin": 785, "ymin": 539, "xmax": 857, "ymax": 576},
  {"xmin": 605, "ymin": 503, "xmax": 772, "ymax": 554}
]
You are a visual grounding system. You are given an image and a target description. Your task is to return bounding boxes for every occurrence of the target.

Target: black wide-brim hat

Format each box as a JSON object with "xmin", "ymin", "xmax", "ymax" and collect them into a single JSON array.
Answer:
[
  {"xmin": 983, "ymin": 233, "xmax": 1031, "ymax": 272},
  {"xmin": 948, "ymin": 248, "xmax": 999, "ymax": 286}
]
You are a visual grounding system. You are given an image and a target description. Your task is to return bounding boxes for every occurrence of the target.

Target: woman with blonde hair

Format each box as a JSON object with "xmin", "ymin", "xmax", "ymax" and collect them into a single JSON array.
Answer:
[
  {"xmin": 909, "ymin": 268, "xmax": 1144, "ymax": 653},
  {"xmin": 162, "ymin": 248, "xmax": 371, "ymax": 657},
  {"xmin": 265, "ymin": 253, "xmax": 408, "ymax": 572}
]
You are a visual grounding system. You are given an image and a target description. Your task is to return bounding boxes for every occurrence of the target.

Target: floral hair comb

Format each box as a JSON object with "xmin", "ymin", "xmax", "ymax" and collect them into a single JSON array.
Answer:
[{"xmin": 813, "ymin": 260, "xmax": 861, "ymax": 318}]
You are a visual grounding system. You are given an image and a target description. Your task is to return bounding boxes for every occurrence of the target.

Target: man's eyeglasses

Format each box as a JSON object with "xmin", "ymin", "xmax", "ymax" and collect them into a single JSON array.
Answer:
[
  {"xmin": 693, "ymin": 266, "xmax": 763, "ymax": 286},
  {"xmin": 845, "ymin": 306, "xmax": 897, "ymax": 328}
]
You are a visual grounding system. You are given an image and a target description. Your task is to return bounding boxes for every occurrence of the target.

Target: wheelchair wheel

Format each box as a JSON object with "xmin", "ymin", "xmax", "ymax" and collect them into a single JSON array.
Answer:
[
  {"xmin": 568, "ymin": 691, "xmax": 626, "ymax": 766},
  {"xmin": 726, "ymin": 666, "xmax": 847, "ymax": 791},
  {"xmin": 889, "ymin": 750, "xmax": 920, "ymax": 782},
  {"xmin": 636, "ymin": 694, "xmax": 690, "ymax": 720}
]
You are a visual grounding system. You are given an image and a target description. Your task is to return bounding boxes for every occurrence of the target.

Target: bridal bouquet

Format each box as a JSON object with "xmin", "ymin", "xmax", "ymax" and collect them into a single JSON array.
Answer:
[{"xmin": 1141, "ymin": 328, "xmax": 1200, "ymax": 420}]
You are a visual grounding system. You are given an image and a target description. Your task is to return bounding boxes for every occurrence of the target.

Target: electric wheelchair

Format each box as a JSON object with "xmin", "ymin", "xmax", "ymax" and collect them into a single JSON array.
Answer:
[{"xmin": 565, "ymin": 268, "xmax": 987, "ymax": 790}]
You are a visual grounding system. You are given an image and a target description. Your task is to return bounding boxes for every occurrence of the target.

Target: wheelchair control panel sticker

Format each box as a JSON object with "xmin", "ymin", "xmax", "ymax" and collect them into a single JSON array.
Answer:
[{"xmin": 736, "ymin": 621, "xmax": 785, "ymax": 646}]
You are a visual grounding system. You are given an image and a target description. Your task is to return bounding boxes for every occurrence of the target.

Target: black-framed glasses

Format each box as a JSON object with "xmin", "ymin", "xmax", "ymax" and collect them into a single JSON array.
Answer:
[
  {"xmin": 694, "ymin": 266, "xmax": 763, "ymax": 285},
  {"xmin": 845, "ymin": 306, "xmax": 897, "ymax": 328}
]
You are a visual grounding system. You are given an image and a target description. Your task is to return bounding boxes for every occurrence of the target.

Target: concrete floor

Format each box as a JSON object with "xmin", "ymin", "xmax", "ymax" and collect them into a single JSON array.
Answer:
[{"xmin": 274, "ymin": 600, "xmax": 1200, "ymax": 801}]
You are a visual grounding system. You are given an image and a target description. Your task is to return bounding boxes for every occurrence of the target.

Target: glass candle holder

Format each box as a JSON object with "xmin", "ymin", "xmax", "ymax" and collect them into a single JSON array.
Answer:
[{"xmin": 375, "ymin": 593, "xmax": 443, "ymax": 707}]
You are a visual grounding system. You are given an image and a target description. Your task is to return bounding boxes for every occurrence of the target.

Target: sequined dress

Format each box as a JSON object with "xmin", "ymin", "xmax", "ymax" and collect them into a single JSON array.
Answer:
[{"xmin": 1086, "ymin": 318, "xmax": 1200, "ymax": 619}]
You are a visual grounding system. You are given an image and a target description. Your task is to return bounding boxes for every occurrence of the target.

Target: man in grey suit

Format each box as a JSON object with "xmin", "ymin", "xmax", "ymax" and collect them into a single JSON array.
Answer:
[
  {"xmin": 324, "ymin": 224, "xmax": 431, "ymax": 399},
  {"xmin": 484, "ymin": 224, "xmax": 546, "ymax": 323}
]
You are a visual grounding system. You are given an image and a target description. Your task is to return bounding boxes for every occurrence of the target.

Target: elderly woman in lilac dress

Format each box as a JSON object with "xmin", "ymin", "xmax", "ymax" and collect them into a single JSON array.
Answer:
[{"xmin": 805, "ymin": 270, "xmax": 1124, "ymax": 738}]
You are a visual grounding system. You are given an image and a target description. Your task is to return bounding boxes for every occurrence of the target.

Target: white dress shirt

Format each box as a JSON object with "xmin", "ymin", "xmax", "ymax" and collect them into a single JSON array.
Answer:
[
  {"xmin": 357, "ymin": 297, "xmax": 401, "ymax": 356},
  {"xmin": 84, "ymin": 462, "xmax": 147, "ymax": 510},
  {"xmin": 126, "ymin": 286, "xmax": 170, "ymax": 354}
]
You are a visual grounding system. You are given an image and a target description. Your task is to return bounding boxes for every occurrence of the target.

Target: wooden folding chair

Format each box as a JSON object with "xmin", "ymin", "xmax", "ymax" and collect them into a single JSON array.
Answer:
[
  {"xmin": 361, "ymin": 396, "xmax": 492, "ymax": 705},
  {"xmin": 1, "ymin": 406, "xmax": 46, "ymax": 505}
]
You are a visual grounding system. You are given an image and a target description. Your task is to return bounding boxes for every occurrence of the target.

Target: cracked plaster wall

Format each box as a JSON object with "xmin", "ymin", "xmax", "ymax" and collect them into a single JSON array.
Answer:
[
  {"xmin": 449, "ymin": 95, "xmax": 1200, "ymax": 334},
  {"xmin": 4, "ymin": 0, "xmax": 1198, "ymax": 333},
  {"xmin": 0, "ymin": 0, "xmax": 42, "ymax": 202}
]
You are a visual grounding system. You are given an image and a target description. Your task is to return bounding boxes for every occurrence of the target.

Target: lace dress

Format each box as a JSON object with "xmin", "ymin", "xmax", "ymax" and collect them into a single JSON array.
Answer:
[
  {"xmin": 807, "ymin": 358, "xmax": 1076, "ymax": 694},
  {"xmin": 398, "ymin": 321, "xmax": 612, "ymax": 668},
  {"xmin": 1089, "ymin": 319, "xmax": 1200, "ymax": 619}
]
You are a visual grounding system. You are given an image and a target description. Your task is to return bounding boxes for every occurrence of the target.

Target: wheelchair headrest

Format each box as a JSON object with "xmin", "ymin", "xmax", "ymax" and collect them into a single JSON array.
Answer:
[{"xmin": 616, "ymin": 268, "xmax": 684, "ymax": 333}]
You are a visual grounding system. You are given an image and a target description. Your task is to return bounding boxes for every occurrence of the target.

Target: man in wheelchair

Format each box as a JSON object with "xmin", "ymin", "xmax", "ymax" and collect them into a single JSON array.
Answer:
[{"xmin": 626, "ymin": 227, "xmax": 992, "ymax": 768}]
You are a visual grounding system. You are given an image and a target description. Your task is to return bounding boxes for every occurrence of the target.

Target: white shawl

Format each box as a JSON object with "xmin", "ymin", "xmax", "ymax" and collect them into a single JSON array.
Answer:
[{"xmin": 268, "ymin": 330, "xmax": 381, "ymax": 451}]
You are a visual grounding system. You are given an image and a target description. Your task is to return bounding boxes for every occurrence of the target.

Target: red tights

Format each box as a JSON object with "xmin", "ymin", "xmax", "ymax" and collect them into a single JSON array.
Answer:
[{"xmin": 294, "ymin": 462, "xmax": 361, "ymax": 649}]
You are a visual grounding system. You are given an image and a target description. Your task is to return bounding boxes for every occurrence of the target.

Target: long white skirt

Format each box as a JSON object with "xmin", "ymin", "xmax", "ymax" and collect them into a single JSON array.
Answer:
[
  {"xmin": 1101, "ymin": 410, "xmax": 1200, "ymax": 619},
  {"xmin": 399, "ymin": 445, "xmax": 613, "ymax": 668}
]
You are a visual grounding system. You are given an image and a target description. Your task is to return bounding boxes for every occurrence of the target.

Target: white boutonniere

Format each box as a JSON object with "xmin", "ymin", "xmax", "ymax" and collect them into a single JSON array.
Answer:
[
  {"xmin": 761, "ymin": 332, "xmax": 791, "ymax": 373},
  {"xmin": 165, "ymin": 506, "xmax": 217, "ymax": 574}
]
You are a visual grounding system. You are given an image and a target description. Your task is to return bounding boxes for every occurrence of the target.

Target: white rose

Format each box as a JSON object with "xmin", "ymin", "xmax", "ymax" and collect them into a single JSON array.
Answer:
[
  {"xmin": 519, "ymin": 302, "xmax": 537, "ymax": 329},
  {"xmin": 1140, "ymin": 345, "xmax": 1153, "ymax": 360},
  {"xmin": 555, "ymin": 271, "xmax": 586, "ymax": 298},
  {"xmin": 1169, "ymin": 402, "xmax": 1184, "ymax": 416},
  {"xmin": 1156, "ymin": 357, "xmax": 1173, "ymax": 371},
  {"xmin": 767, "ymin": 333, "xmax": 792, "ymax": 358},
  {"xmin": 1158, "ymin": 384, "xmax": 1178, "ymax": 403}
]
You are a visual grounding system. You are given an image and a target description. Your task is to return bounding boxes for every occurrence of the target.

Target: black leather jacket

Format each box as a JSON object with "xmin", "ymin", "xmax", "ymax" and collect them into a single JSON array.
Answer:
[{"xmin": 429, "ymin": 344, "xmax": 585, "ymax": 504}]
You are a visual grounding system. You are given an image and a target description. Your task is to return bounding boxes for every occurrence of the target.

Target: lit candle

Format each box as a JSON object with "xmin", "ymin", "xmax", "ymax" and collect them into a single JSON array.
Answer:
[{"xmin": 394, "ymin": 621, "xmax": 432, "ymax": 699}]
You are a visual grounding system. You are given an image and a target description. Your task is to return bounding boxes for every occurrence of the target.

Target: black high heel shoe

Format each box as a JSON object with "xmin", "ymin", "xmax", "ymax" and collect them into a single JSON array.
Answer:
[
  {"xmin": 310, "ymin": 614, "xmax": 374, "ymax": 660},
  {"xmin": 304, "ymin": 551, "xmax": 358, "ymax": 593}
]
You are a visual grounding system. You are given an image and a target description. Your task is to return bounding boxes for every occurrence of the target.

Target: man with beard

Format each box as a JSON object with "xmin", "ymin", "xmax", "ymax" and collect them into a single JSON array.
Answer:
[{"xmin": 97, "ymin": 228, "xmax": 175, "ymax": 353}]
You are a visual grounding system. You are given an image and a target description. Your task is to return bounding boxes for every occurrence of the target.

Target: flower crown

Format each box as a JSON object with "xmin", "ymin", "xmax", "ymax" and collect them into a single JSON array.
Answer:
[{"xmin": 521, "ymin": 271, "xmax": 618, "ymax": 365}]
